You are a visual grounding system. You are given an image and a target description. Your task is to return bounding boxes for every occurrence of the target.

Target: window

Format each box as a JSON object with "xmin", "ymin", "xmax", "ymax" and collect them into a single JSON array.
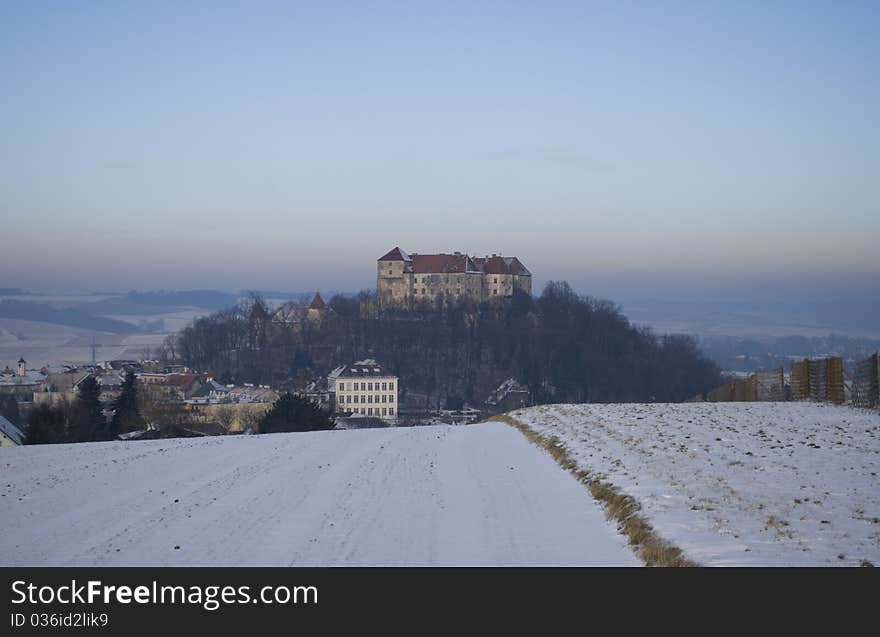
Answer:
[
  {"xmin": 389, "ymin": 408, "xmax": 394, "ymax": 416},
  {"xmin": 382, "ymin": 408, "xmax": 387, "ymax": 416},
  {"xmin": 368, "ymin": 395, "xmax": 373, "ymax": 403},
  {"xmin": 361, "ymin": 382, "xmax": 366, "ymax": 391},
  {"xmin": 368, "ymin": 408, "xmax": 373, "ymax": 415},
  {"xmin": 346, "ymin": 395, "xmax": 351, "ymax": 404},
  {"xmin": 381, "ymin": 382, "xmax": 387, "ymax": 391},
  {"xmin": 338, "ymin": 382, "xmax": 344, "ymax": 391},
  {"xmin": 389, "ymin": 382, "xmax": 394, "ymax": 391},
  {"xmin": 494, "ymin": 277, "xmax": 498, "ymax": 283},
  {"xmin": 389, "ymin": 394, "xmax": 394, "ymax": 403},
  {"xmin": 354, "ymin": 395, "xmax": 359, "ymax": 403},
  {"xmin": 381, "ymin": 395, "xmax": 386, "ymax": 403},
  {"xmin": 368, "ymin": 382, "xmax": 373, "ymax": 391},
  {"xmin": 360, "ymin": 408, "xmax": 365, "ymax": 415}
]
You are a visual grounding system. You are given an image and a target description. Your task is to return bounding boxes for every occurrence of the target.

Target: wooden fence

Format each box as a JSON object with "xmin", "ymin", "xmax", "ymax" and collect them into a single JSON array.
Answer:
[
  {"xmin": 791, "ymin": 356, "xmax": 846, "ymax": 405},
  {"xmin": 706, "ymin": 367, "xmax": 784, "ymax": 402}
]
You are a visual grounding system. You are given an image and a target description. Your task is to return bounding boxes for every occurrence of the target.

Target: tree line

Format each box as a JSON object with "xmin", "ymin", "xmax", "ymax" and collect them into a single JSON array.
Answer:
[
  {"xmin": 23, "ymin": 371, "xmax": 145, "ymax": 444},
  {"xmin": 163, "ymin": 281, "xmax": 723, "ymax": 407}
]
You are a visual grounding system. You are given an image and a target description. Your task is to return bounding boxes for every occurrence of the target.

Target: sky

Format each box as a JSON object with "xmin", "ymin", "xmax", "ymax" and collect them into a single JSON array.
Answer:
[{"xmin": 1, "ymin": 1, "xmax": 878, "ymax": 301}]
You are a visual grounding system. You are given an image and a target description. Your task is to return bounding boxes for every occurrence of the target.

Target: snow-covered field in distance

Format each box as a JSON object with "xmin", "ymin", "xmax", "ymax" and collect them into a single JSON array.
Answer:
[
  {"xmin": 0, "ymin": 423, "xmax": 638, "ymax": 566},
  {"xmin": 0, "ymin": 318, "xmax": 170, "ymax": 369},
  {"xmin": 506, "ymin": 402, "xmax": 880, "ymax": 566}
]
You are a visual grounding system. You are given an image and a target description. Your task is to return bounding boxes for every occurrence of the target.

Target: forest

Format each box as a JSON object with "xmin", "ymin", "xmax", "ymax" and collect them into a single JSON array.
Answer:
[{"xmin": 161, "ymin": 281, "xmax": 723, "ymax": 409}]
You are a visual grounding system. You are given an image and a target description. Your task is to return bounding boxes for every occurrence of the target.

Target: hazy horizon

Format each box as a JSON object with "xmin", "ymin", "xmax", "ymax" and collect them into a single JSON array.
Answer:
[{"xmin": 2, "ymin": 2, "xmax": 878, "ymax": 302}]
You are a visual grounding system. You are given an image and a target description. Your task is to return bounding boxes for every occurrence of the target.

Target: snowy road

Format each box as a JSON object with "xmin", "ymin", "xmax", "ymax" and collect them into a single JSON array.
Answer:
[{"xmin": 0, "ymin": 423, "xmax": 638, "ymax": 566}]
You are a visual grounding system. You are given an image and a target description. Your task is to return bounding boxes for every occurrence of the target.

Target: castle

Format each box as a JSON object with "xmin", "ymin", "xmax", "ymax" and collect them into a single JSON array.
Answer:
[{"xmin": 377, "ymin": 247, "xmax": 532, "ymax": 307}]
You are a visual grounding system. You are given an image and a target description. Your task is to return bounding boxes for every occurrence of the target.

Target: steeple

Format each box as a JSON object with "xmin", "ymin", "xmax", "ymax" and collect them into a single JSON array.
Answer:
[{"xmin": 17, "ymin": 357, "xmax": 25, "ymax": 378}]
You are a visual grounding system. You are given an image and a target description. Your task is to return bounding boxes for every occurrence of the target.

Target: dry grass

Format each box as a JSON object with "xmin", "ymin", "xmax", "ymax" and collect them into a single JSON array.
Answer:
[{"xmin": 488, "ymin": 413, "xmax": 698, "ymax": 567}]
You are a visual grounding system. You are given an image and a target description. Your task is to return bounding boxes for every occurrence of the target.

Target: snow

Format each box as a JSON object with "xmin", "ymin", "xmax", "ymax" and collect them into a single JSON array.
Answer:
[
  {"xmin": 0, "ymin": 423, "xmax": 638, "ymax": 566},
  {"xmin": 505, "ymin": 402, "xmax": 880, "ymax": 566}
]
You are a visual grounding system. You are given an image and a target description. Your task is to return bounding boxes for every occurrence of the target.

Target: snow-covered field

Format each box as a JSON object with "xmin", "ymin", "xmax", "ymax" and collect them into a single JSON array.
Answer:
[
  {"xmin": 0, "ymin": 423, "xmax": 637, "ymax": 566},
  {"xmin": 506, "ymin": 402, "xmax": 880, "ymax": 566}
]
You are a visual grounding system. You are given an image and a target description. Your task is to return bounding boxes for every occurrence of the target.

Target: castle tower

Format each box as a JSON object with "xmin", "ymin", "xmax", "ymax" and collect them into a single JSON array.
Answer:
[{"xmin": 307, "ymin": 292, "xmax": 327, "ymax": 322}]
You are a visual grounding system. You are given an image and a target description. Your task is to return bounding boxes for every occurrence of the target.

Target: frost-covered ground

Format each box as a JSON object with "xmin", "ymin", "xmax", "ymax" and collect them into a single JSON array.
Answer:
[
  {"xmin": 0, "ymin": 423, "xmax": 637, "ymax": 566},
  {"xmin": 506, "ymin": 402, "xmax": 880, "ymax": 566}
]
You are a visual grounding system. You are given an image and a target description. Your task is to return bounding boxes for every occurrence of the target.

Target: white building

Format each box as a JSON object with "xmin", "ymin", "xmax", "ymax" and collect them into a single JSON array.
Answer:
[{"xmin": 334, "ymin": 359, "xmax": 398, "ymax": 421}]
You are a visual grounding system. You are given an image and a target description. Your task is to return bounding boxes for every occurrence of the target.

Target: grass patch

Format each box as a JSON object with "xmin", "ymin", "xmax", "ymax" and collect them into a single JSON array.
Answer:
[{"xmin": 488, "ymin": 413, "xmax": 697, "ymax": 567}]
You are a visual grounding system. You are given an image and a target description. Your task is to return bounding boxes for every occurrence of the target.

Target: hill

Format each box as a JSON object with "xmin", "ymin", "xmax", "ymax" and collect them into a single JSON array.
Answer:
[{"xmin": 171, "ymin": 282, "xmax": 723, "ymax": 406}]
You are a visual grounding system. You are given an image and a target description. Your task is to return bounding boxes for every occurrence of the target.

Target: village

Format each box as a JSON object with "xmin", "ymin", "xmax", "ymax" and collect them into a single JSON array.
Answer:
[{"xmin": 0, "ymin": 247, "xmax": 537, "ymax": 446}]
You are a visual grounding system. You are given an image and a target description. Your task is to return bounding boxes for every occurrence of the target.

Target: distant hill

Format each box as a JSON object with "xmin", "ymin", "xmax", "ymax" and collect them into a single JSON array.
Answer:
[
  {"xmin": 0, "ymin": 300, "xmax": 137, "ymax": 334},
  {"xmin": 78, "ymin": 290, "xmax": 240, "ymax": 315}
]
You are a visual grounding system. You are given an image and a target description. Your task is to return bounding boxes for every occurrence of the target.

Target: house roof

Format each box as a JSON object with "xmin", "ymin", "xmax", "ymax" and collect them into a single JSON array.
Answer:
[
  {"xmin": 0, "ymin": 414, "xmax": 24, "ymax": 445},
  {"xmin": 472, "ymin": 255, "xmax": 532, "ymax": 276},
  {"xmin": 412, "ymin": 253, "xmax": 480, "ymax": 274},
  {"xmin": 308, "ymin": 292, "xmax": 326, "ymax": 310},
  {"xmin": 163, "ymin": 374, "xmax": 201, "ymax": 390},
  {"xmin": 378, "ymin": 247, "xmax": 411, "ymax": 262},
  {"xmin": 338, "ymin": 361, "xmax": 395, "ymax": 378},
  {"xmin": 45, "ymin": 370, "xmax": 91, "ymax": 392}
]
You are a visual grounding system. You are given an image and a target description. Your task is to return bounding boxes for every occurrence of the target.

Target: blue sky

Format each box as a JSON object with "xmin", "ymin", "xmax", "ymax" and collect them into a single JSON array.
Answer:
[{"xmin": 1, "ymin": 1, "xmax": 877, "ymax": 300}]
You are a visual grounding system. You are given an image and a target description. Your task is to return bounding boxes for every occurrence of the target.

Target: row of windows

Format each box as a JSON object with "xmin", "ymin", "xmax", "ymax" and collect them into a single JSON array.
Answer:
[
  {"xmin": 338, "ymin": 382, "xmax": 394, "ymax": 392},
  {"xmin": 342, "ymin": 407, "xmax": 394, "ymax": 416},
  {"xmin": 342, "ymin": 394, "xmax": 394, "ymax": 404}
]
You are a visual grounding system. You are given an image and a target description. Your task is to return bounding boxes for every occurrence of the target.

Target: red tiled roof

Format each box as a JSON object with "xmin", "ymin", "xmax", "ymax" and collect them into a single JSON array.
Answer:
[
  {"xmin": 378, "ymin": 247, "xmax": 411, "ymax": 261},
  {"xmin": 412, "ymin": 253, "xmax": 477, "ymax": 274},
  {"xmin": 163, "ymin": 374, "xmax": 200, "ymax": 390},
  {"xmin": 473, "ymin": 255, "xmax": 532, "ymax": 276}
]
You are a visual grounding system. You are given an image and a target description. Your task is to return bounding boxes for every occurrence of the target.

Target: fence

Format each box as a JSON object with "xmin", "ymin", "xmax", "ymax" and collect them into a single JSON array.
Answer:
[
  {"xmin": 851, "ymin": 353, "xmax": 879, "ymax": 409},
  {"xmin": 704, "ymin": 353, "xmax": 879, "ymax": 409},
  {"xmin": 706, "ymin": 367, "xmax": 784, "ymax": 402},
  {"xmin": 791, "ymin": 356, "xmax": 846, "ymax": 405}
]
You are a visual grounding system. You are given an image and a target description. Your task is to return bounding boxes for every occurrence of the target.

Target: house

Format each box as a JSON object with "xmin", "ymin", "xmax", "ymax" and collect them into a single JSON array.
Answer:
[
  {"xmin": 334, "ymin": 359, "xmax": 398, "ymax": 421},
  {"xmin": 189, "ymin": 379, "xmax": 232, "ymax": 403},
  {"xmin": 0, "ymin": 358, "xmax": 46, "ymax": 399},
  {"xmin": 0, "ymin": 414, "xmax": 25, "ymax": 446},
  {"xmin": 298, "ymin": 377, "xmax": 332, "ymax": 408},
  {"xmin": 377, "ymin": 246, "xmax": 532, "ymax": 308},
  {"xmin": 159, "ymin": 374, "xmax": 204, "ymax": 401}
]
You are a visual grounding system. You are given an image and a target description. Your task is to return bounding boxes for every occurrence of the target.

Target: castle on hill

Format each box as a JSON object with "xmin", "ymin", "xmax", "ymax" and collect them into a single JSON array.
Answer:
[{"xmin": 376, "ymin": 247, "xmax": 531, "ymax": 308}]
